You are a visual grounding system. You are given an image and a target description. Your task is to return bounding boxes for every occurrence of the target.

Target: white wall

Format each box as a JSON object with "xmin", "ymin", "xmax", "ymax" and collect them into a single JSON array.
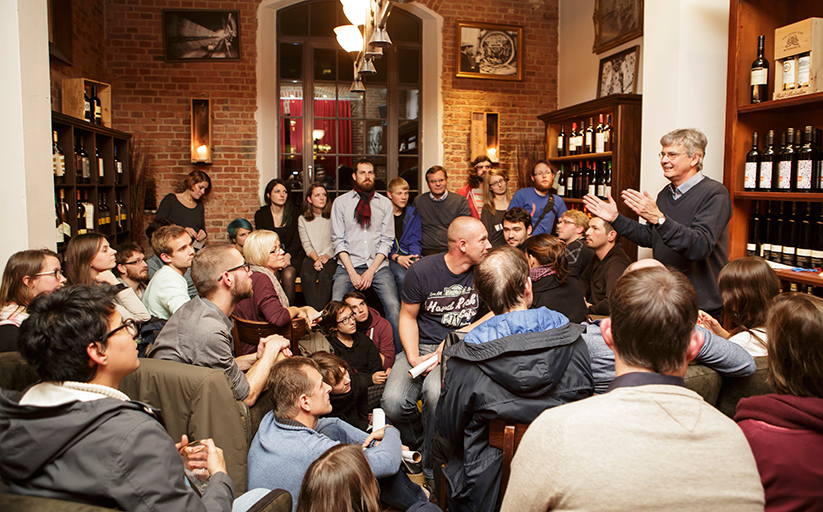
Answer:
[
  {"xmin": 558, "ymin": 0, "xmax": 644, "ymax": 108},
  {"xmin": 0, "ymin": 0, "xmax": 54, "ymax": 270}
]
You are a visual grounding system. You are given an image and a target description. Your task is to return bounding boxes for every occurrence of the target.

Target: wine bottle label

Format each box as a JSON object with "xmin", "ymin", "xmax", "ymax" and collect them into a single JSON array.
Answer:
[
  {"xmin": 783, "ymin": 246, "xmax": 796, "ymax": 256},
  {"xmin": 585, "ymin": 133, "xmax": 592, "ymax": 146},
  {"xmin": 811, "ymin": 250, "xmax": 823, "ymax": 268},
  {"xmin": 777, "ymin": 161, "xmax": 792, "ymax": 189},
  {"xmin": 98, "ymin": 158, "xmax": 105, "ymax": 177},
  {"xmin": 772, "ymin": 244, "xmax": 783, "ymax": 253},
  {"xmin": 95, "ymin": 105, "xmax": 102, "ymax": 116},
  {"xmin": 557, "ymin": 136, "xmax": 563, "ymax": 151},
  {"xmin": 798, "ymin": 55, "xmax": 810, "ymax": 86},
  {"xmin": 797, "ymin": 248, "xmax": 812, "ymax": 257},
  {"xmin": 556, "ymin": 182, "xmax": 565, "ymax": 196},
  {"xmin": 566, "ymin": 177, "xmax": 573, "ymax": 189},
  {"xmin": 750, "ymin": 67, "xmax": 768, "ymax": 85},
  {"xmin": 82, "ymin": 157, "xmax": 91, "ymax": 178},
  {"xmin": 83, "ymin": 204, "xmax": 95, "ymax": 230},
  {"xmin": 84, "ymin": 101, "xmax": 91, "ymax": 113},
  {"xmin": 797, "ymin": 160, "xmax": 813, "ymax": 189},
  {"xmin": 759, "ymin": 162, "xmax": 773, "ymax": 188},
  {"xmin": 588, "ymin": 184, "xmax": 596, "ymax": 196},
  {"xmin": 53, "ymin": 154, "xmax": 65, "ymax": 177},
  {"xmin": 595, "ymin": 133, "xmax": 605, "ymax": 153},
  {"xmin": 597, "ymin": 184, "xmax": 605, "ymax": 197},
  {"xmin": 760, "ymin": 244, "xmax": 769, "ymax": 258},
  {"xmin": 783, "ymin": 59, "xmax": 796, "ymax": 90},
  {"xmin": 744, "ymin": 162, "xmax": 758, "ymax": 188},
  {"xmin": 604, "ymin": 185, "xmax": 612, "ymax": 198},
  {"xmin": 746, "ymin": 243, "xmax": 756, "ymax": 256}
]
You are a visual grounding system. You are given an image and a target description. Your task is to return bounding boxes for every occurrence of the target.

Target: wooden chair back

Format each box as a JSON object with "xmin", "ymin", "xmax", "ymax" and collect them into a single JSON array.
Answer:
[
  {"xmin": 231, "ymin": 315, "xmax": 307, "ymax": 356},
  {"xmin": 488, "ymin": 419, "xmax": 529, "ymax": 494}
]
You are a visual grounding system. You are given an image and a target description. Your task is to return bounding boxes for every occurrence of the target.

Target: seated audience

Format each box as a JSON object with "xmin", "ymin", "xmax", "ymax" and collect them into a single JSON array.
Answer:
[
  {"xmin": 555, "ymin": 209, "xmax": 593, "ymax": 278},
  {"xmin": 227, "ymin": 218, "xmax": 253, "ymax": 256},
  {"xmin": 296, "ymin": 444, "xmax": 442, "ymax": 512},
  {"xmin": 699, "ymin": 256, "xmax": 778, "ymax": 357},
  {"xmin": 501, "ymin": 265, "xmax": 765, "ymax": 511},
  {"xmin": 320, "ymin": 301, "xmax": 388, "ymax": 411},
  {"xmin": 66, "ymin": 233, "xmax": 150, "ymax": 324},
  {"xmin": 255, "ymin": 178, "xmax": 305, "ymax": 305},
  {"xmin": 145, "ymin": 217, "xmax": 197, "ymax": 298},
  {"xmin": 345, "ymin": 290, "xmax": 395, "ymax": 368},
  {"xmin": 579, "ymin": 216, "xmax": 630, "ymax": 315},
  {"xmin": 524, "ymin": 234, "xmax": 587, "ymax": 323},
  {"xmin": 502, "ymin": 207, "xmax": 532, "ymax": 250},
  {"xmin": 414, "ymin": 166, "xmax": 471, "ymax": 256},
  {"xmin": 150, "ymin": 245, "xmax": 290, "ymax": 406},
  {"xmin": 736, "ymin": 293, "xmax": 823, "ymax": 511},
  {"xmin": 436, "ymin": 246, "xmax": 593, "ymax": 511},
  {"xmin": 386, "ymin": 177, "xmax": 422, "ymax": 296},
  {"xmin": 458, "ymin": 156, "xmax": 491, "ymax": 219},
  {"xmin": 310, "ymin": 351, "xmax": 368, "ymax": 430},
  {"xmin": 248, "ymin": 357, "xmax": 429, "ymax": 512},
  {"xmin": 0, "ymin": 249, "xmax": 65, "ymax": 352},
  {"xmin": 480, "ymin": 169, "xmax": 512, "ymax": 248},
  {"xmin": 581, "ymin": 259, "xmax": 756, "ymax": 394},
  {"xmin": 298, "ymin": 183, "xmax": 335, "ymax": 311},
  {"xmin": 142, "ymin": 225, "xmax": 196, "ymax": 319},
  {"xmin": 0, "ymin": 284, "xmax": 279, "ymax": 511},
  {"xmin": 114, "ymin": 242, "xmax": 149, "ymax": 299},
  {"xmin": 234, "ymin": 230, "xmax": 318, "ymax": 355},
  {"xmin": 155, "ymin": 169, "xmax": 211, "ymax": 250}
]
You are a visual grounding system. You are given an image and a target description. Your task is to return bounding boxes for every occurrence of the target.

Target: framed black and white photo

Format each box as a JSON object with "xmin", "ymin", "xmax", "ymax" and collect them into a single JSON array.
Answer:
[
  {"xmin": 593, "ymin": 0, "xmax": 643, "ymax": 54},
  {"xmin": 163, "ymin": 10, "xmax": 241, "ymax": 62},
  {"xmin": 456, "ymin": 21, "xmax": 523, "ymax": 81},
  {"xmin": 597, "ymin": 45, "xmax": 639, "ymax": 97}
]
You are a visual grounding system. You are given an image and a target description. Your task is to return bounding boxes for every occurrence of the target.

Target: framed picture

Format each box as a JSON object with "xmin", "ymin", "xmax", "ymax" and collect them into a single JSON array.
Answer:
[
  {"xmin": 456, "ymin": 21, "xmax": 523, "ymax": 81},
  {"xmin": 597, "ymin": 45, "xmax": 640, "ymax": 98},
  {"xmin": 163, "ymin": 10, "xmax": 241, "ymax": 62},
  {"xmin": 593, "ymin": 0, "xmax": 643, "ymax": 54}
]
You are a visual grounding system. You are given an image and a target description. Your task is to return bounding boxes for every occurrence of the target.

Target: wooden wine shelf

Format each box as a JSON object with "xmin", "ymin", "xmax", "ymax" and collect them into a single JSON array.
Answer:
[
  {"xmin": 738, "ymin": 91, "xmax": 823, "ymax": 115},
  {"xmin": 549, "ymin": 152, "xmax": 613, "ymax": 163},
  {"xmin": 774, "ymin": 268, "xmax": 823, "ymax": 288},
  {"xmin": 734, "ymin": 191, "xmax": 823, "ymax": 201}
]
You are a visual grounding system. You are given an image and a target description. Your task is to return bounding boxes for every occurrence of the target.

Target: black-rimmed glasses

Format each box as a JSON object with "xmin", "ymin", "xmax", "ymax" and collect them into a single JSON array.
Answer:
[
  {"xmin": 103, "ymin": 318, "xmax": 139, "ymax": 341},
  {"xmin": 218, "ymin": 262, "xmax": 251, "ymax": 282},
  {"xmin": 34, "ymin": 269, "xmax": 63, "ymax": 279}
]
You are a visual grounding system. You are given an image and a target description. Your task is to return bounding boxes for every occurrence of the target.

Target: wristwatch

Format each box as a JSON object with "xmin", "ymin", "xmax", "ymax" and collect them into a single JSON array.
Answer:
[{"xmin": 657, "ymin": 215, "xmax": 666, "ymax": 226}]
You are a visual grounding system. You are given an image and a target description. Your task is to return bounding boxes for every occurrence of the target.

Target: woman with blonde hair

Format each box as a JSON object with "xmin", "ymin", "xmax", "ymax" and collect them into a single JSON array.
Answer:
[
  {"xmin": 480, "ymin": 168, "xmax": 512, "ymax": 247},
  {"xmin": 64, "ymin": 233, "xmax": 150, "ymax": 324},
  {"xmin": 234, "ymin": 229, "xmax": 318, "ymax": 354},
  {"xmin": 735, "ymin": 293, "xmax": 823, "ymax": 510},
  {"xmin": 524, "ymin": 234, "xmax": 587, "ymax": 323},
  {"xmin": 699, "ymin": 256, "xmax": 779, "ymax": 357},
  {"xmin": 0, "ymin": 249, "xmax": 66, "ymax": 351}
]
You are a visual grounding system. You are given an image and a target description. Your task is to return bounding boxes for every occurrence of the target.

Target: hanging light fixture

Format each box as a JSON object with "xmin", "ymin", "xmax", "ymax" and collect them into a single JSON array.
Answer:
[{"xmin": 335, "ymin": 0, "xmax": 395, "ymax": 92}]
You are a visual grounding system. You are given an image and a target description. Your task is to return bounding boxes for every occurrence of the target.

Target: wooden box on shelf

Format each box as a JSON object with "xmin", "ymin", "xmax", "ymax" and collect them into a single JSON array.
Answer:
[
  {"xmin": 62, "ymin": 78, "xmax": 112, "ymax": 127},
  {"xmin": 773, "ymin": 18, "xmax": 823, "ymax": 100}
]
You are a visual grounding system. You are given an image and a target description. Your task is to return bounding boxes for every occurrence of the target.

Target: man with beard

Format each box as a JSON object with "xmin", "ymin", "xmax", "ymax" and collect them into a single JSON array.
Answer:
[
  {"xmin": 414, "ymin": 166, "xmax": 472, "ymax": 256},
  {"xmin": 508, "ymin": 160, "xmax": 567, "ymax": 236},
  {"xmin": 115, "ymin": 242, "xmax": 150, "ymax": 298},
  {"xmin": 503, "ymin": 207, "xmax": 533, "ymax": 251},
  {"xmin": 344, "ymin": 290, "xmax": 395, "ymax": 369},
  {"xmin": 331, "ymin": 159, "xmax": 400, "ymax": 344},
  {"xmin": 458, "ymin": 156, "xmax": 492, "ymax": 219},
  {"xmin": 150, "ymin": 246, "xmax": 290, "ymax": 407}
]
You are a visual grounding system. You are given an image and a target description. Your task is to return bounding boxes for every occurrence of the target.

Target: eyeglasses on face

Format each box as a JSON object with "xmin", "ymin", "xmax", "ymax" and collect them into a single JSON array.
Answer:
[
  {"xmin": 218, "ymin": 262, "xmax": 251, "ymax": 281},
  {"xmin": 533, "ymin": 171, "xmax": 553, "ymax": 178},
  {"xmin": 123, "ymin": 258, "xmax": 146, "ymax": 266},
  {"xmin": 337, "ymin": 312, "xmax": 356, "ymax": 325},
  {"xmin": 658, "ymin": 151, "xmax": 687, "ymax": 161},
  {"xmin": 34, "ymin": 269, "xmax": 63, "ymax": 279},
  {"xmin": 490, "ymin": 179, "xmax": 507, "ymax": 187},
  {"xmin": 558, "ymin": 219, "xmax": 576, "ymax": 225},
  {"xmin": 103, "ymin": 318, "xmax": 139, "ymax": 341},
  {"xmin": 270, "ymin": 245, "xmax": 283, "ymax": 254}
]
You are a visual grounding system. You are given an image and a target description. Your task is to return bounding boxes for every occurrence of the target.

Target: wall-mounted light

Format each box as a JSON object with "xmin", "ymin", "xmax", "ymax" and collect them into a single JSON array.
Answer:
[
  {"xmin": 191, "ymin": 98, "xmax": 213, "ymax": 164},
  {"xmin": 471, "ymin": 112, "xmax": 500, "ymax": 163},
  {"xmin": 334, "ymin": 0, "xmax": 396, "ymax": 92}
]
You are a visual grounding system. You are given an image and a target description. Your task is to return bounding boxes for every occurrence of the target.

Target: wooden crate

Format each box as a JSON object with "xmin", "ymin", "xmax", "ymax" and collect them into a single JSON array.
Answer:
[
  {"xmin": 773, "ymin": 18, "xmax": 823, "ymax": 100},
  {"xmin": 61, "ymin": 78, "xmax": 112, "ymax": 127}
]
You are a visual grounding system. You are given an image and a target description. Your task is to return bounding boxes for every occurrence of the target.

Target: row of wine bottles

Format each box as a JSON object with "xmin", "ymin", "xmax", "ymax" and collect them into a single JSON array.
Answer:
[
  {"xmin": 556, "ymin": 113, "xmax": 613, "ymax": 157},
  {"xmin": 84, "ymin": 85, "xmax": 104, "ymax": 125},
  {"xmin": 555, "ymin": 160, "xmax": 612, "ymax": 200},
  {"xmin": 747, "ymin": 201, "xmax": 823, "ymax": 269},
  {"xmin": 55, "ymin": 189, "xmax": 129, "ymax": 247},
  {"xmin": 743, "ymin": 126, "xmax": 823, "ymax": 192},
  {"xmin": 749, "ymin": 34, "xmax": 813, "ymax": 103},
  {"xmin": 52, "ymin": 130, "xmax": 125, "ymax": 185}
]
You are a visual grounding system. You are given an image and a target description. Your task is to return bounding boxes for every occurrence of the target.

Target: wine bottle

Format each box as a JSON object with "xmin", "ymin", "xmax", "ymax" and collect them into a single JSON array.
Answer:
[
  {"xmin": 587, "ymin": 162, "xmax": 596, "ymax": 196},
  {"xmin": 83, "ymin": 191, "xmax": 95, "ymax": 234},
  {"xmin": 575, "ymin": 162, "xmax": 585, "ymax": 199},
  {"xmin": 776, "ymin": 129, "xmax": 794, "ymax": 192},
  {"xmin": 770, "ymin": 202, "xmax": 784, "ymax": 263},
  {"xmin": 747, "ymin": 201, "xmax": 761, "ymax": 257},
  {"xmin": 55, "ymin": 189, "xmax": 71, "ymax": 248},
  {"xmin": 798, "ymin": 52, "xmax": 811, "ymax": 88},
  {"xmin": 797, "ymin": 126, "xmax": 814, "ymax": 192},
  {"xmin": 52, "ymin": 130, "xmax": 66, "ymax": 184},
  {"xmin": 95, "ymin": 143, "xmax": 105, "ymax": 184},
  {"xmin": 744, "ymin": 131, "xmax": 760, "ymax": 191},
  {"xmin": 783, "ymin": 57, "xmax": 797, "ymax": 90},
  {"xmin": 603, "ymin": 114, "xmax": 612, "ymax": 152},
  {"xmin": 566, "ymin": 163, "xmax": 575, "ymax": 198},
  {"xmin": 782, "ymin": 202, "xmax": 798, "ymax": 266},
  {"xmin": 77, "ymin": 190, "xmax": 87, "ymax": 235},
  {"xmin": 76, "ymin": 137, "xmax": 91, "ymax": 184},
  {"xmin": 797, "ymin": 202, "xmax": 813, "ymax": 268},
  {"xmin": 750, "ymin": 35, "xmax": 769, "ymax": 103},
  {"xmin": 555, "ymin": 164, "xmax": 566, "ymax": 196},
  {"xmin": 595, "ymin": 114, "xmax": 605, "ymax": 153},
  {"xmin": 98, "ymin": 193, "xmax": 111, "ymax": 235},
  {"xmin": 761, "ymin": 201, "xmax": 773, "ymax": 261},
  {"xmin": 569, "ymin": 123, "xmax": 578, "ymax": 156},
  {"xmin": 92, "ymin": 85, "xmax": 103, "ymax": 125},
  {"xmin": 576, "ymin": 121, "xmax": 586, "ymax": 155},
  {"xmin": 759, "ymin": 130, "xmax": 775, "ymax": 190},
  {"xmin": 114, "ymin": 146, "xmax": 123, "ymax": 185},
  {"xmin": 812, "ymin": 204, "xmax": 823, "ymax": 269},
  {"xmin": 84, "ymin": 87, "xmax": 93, "ymax": 123},
  {"xmin": 584, "ymin": 117, "xmax": 595, "ymax": 154},
  {"xmin": 596, "ymin": 161, "xmax": 607, "ymax": 198},
  {"xmin": 816, "ymin": 128, "xmax": 823, "ymax": 191},
  {"xmin": 557, "ymin": 124, "xmax": 566, "ymax": 158},
  {"xmin": 604, "ymin": 161, "xmax": 612, "ymax": 198}
]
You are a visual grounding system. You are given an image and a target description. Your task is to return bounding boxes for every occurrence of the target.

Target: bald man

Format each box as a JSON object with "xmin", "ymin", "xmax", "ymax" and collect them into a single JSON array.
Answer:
[{"xmin": 382, "ymin": 216, "xmax": 491, "ymax": 487}]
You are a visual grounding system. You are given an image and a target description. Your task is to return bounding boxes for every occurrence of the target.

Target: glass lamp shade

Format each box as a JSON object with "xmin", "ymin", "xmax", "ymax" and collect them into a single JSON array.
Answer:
[
  {"xmin": 341, "ymin": 0, "xmax": 368, "ymax": 26},
  {"xmin": 334, "ymin": 25, "xmax": 364, "ymax": 53}
]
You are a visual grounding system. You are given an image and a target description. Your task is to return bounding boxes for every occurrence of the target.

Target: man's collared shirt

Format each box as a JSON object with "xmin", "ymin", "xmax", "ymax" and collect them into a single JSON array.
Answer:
[
  {"xmin": 606, "ymin": 371, "xmax": 687, "ymax": 392},
  {"xmin": 429, "ymin": 190, "xmax": 448, "ymax": 202},
  {"xmin": 331, "ymin": 189, "xmax": 394, "ymax": 269},
  {"xmin": 669, "ymin": 171, "xmax": 704, "ymax": 200}
]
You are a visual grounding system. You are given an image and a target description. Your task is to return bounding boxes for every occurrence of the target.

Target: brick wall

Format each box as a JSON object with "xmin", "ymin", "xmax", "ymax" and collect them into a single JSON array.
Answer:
[{"xmin": 50, "ymin": 0, "xmax": 558, "ymax": 246}]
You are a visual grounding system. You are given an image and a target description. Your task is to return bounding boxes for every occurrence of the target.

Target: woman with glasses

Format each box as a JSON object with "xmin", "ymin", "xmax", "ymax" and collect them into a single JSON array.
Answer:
[
  {"xmin": 0, "ymin": 249, "xmax": 66, "ymax": 352},
  {"xmin": 480, "ymin": 168, "xmax": 512, "ymax": 247},
  {"xmin": 64, "ymin": 233, "xmax": 151, "ymax": 325},
  {"xmin": 320, "ymin": 301, "xmax": 388, "ymax": 411},
  {"xmin": 234, "ymin": 229, "xmax": 318, "ymax": 355}
]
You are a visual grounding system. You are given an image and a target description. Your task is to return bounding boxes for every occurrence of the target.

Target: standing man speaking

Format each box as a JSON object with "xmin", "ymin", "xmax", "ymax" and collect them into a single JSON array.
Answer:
[{"xmin": 583, "ymin": 128, "xmax": 730, "ymax": 320}]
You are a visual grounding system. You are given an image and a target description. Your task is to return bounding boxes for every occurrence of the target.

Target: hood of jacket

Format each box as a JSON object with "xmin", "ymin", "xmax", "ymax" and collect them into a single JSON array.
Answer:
[
  {"xmin": 445, "ymin": 308, "xmax": 585, "ymax": 397},
  {"xmin": 0, "ymin": 389, "xmax": 158, "ymax": 481},
  {"xmin": 735, "ymin": 393, "xmax": 823, "ymax": 433}
]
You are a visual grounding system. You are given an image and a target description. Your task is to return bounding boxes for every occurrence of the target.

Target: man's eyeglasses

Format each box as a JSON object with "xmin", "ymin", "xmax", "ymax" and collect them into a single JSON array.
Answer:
[
  {"xmin": 337, "ymin": 313, "xmax": 356, "ymax": 325},
  {"xmin": 218, "ymin": 262, "xmax": 251, "ymax": 282},
  {"xmin": 34, "ymin": 269, "xmax": 63, "ymax": 279},
  {"xmin": 533, "ymin": 171, "xmax": 553, "ymax": 178},
  {"xmin": 103, "ymin": 318, "xmax": 139, "ymax": 341},
  {"xmin": 558, "ymin": 219, "xmax": 576, "ymax": 226},
  {"xmin": 658, "ymin": 151, "xmax": 687, "ymax": 161},
  {"xmin": 123, "ymin": 258, "xmax": 146, "ymax": 265}
]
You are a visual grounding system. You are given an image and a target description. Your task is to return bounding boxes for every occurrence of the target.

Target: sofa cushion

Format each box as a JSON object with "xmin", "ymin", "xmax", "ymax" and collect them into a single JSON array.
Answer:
[
  {"xmin": 716, "ymin": 356, "xmax": 771, "ymax": 418},
  {"xmin": 683, "ymin": 364, "xmax": 722, "ymax": 405}
]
